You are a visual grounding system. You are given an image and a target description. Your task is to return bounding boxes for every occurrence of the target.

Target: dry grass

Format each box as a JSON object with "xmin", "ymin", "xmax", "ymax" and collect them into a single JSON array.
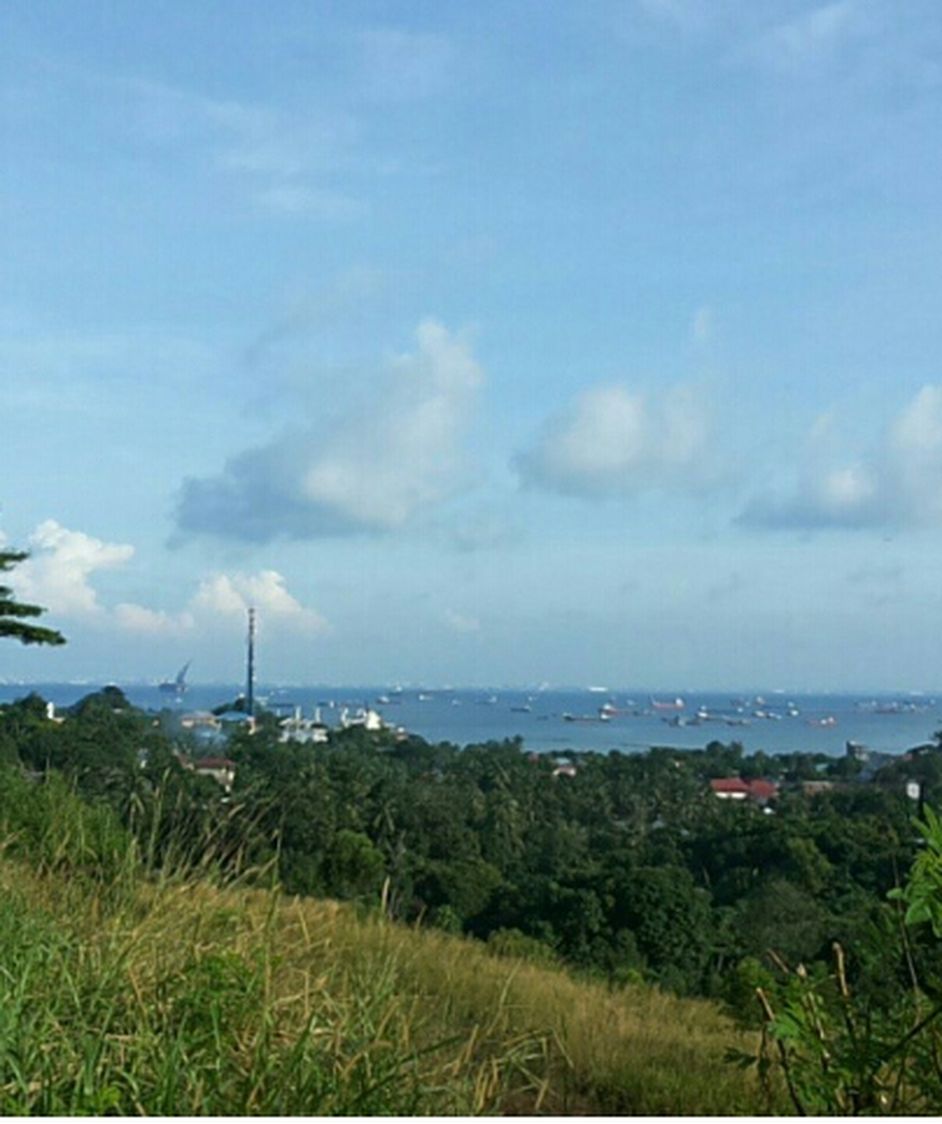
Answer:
[{"xmin": 0, "ymin": 859, "xmax": 774, "ymax": 1115}]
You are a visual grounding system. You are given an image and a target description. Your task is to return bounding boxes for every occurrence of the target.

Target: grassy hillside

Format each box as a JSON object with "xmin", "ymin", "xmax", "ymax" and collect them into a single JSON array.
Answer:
[{"xmin": 0, "ymin": 853, "xmax": 773, "ymax": 1116}]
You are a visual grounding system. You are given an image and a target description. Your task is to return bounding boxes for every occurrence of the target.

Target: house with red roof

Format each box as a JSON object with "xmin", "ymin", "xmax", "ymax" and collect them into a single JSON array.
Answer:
[{"xmin": 709, "ymin": 777, "xmax": 778, "ymax": 805}]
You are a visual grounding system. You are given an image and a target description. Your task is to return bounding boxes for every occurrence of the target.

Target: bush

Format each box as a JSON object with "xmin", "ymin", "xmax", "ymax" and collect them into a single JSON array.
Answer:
[
  {"xmin": 0, "ymin": 766, "xmax": 134, "ymax": 882},
  {"xmin": 487, "ymin": 927, "xmax": 560, "ymax": 967}
]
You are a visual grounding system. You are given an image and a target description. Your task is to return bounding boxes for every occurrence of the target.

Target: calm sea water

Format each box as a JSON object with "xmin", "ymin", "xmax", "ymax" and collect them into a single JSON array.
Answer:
[{"xmin": 1, "ymin": 682, "xmax": 939, "ymax": 758}]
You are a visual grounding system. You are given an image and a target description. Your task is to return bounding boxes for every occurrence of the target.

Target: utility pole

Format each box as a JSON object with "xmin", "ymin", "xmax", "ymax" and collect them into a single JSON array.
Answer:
[{"xmin": 246, "ymin": 606, "xmax": 256, "ymax": 718}]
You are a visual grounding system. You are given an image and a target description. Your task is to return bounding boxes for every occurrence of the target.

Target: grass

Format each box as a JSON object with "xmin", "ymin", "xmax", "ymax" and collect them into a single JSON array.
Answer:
[{"xmin": 0, "ymin": 854, "xmax": 775, "ymax": 1115}]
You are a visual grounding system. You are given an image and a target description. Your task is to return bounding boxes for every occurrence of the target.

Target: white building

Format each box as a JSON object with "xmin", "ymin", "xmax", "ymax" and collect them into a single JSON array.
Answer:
[{"xmin": 279, "ymin": 706, "xmax": 330, "ymax": 745}]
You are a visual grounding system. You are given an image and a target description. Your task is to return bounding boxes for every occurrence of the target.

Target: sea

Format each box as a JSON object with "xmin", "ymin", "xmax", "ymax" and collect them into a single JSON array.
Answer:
[{"xmin": 1, "ymin": 682, "xmax": 939, "ymax": 759}]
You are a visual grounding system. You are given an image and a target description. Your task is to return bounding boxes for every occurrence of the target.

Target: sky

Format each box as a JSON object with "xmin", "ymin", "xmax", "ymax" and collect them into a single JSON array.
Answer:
[{"xmin": 3, "ymin": 0, "xmax": 942, "ymax": 691}]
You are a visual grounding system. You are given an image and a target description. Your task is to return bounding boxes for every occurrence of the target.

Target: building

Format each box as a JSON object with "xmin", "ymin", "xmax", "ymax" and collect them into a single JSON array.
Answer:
[
  {"xmin": 339, "ymin": 706, "xmax": 386, "ymax": 732},
  {"xmin": 709, "ymin": 777, "xmax": 778, "ymax": 805},
  {"xmin": 176, "ymin": 752, "xmax": 236, "ymax": 793},
  {"xmin": 180, "ymin": 711, "xmax": 221, "ymax": 733},
  {"xmin": 279, "ymin": 706, "xmax": 329, "ymax": 745},
  {"xmin": 553, "ymin": 763, "xmax": 578, "ymax": 778},
  {"xmin": 191, "ymin": 756, "xmax": 236, "ymax": 793},
  {"xmin": 215, "ymin": 710, "xmax": 256, "ymax": 734}
]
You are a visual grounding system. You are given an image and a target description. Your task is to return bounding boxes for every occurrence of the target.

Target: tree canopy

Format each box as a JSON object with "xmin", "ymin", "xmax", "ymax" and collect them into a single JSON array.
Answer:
[{"xmin": 0, "ymin": 550, "xmax": 65, "ymax": 647}]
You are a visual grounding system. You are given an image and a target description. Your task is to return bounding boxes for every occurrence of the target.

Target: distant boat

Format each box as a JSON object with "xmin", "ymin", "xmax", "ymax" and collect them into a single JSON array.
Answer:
[
  {"xmin": 599, "ymin": 702, "xmax": 633, "ymax": 718},
  {"xmin": 651, "ymin": 696, "xmax": 685, "ymax": 711},
  {"xmin": 159, "ymin": 661, "xmax": 190, "ymax": 696}
]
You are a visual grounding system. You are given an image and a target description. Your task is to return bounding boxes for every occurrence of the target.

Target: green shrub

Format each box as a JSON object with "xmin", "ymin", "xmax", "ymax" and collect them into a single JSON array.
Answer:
[{"xmin": 0, "ymin": 766, "xmax": 135, "ymax": 883}]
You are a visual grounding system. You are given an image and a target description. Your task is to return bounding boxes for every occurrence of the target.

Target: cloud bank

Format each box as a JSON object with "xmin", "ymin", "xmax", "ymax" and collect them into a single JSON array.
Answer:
[
  {"xmin": 15, "ymin": 521, "xmax": 134, "ymax": 617},
  {"xmin": 515, "ymin": 382, "xmax": 715, "ymax": 498},
  {"xmin": 176, "ymin": 320, "xmax": 484, "ymax": 541},
  {"xmin": 741, "ymin": 385, "xmax": 942, "ymax": 530},
  {"xmin": 11, "ymin": 520, "xmax": 325, "ymax": 637},
  {"xmin": 191, "ymin": 571, "xmax": 328, "ymax": 635}
]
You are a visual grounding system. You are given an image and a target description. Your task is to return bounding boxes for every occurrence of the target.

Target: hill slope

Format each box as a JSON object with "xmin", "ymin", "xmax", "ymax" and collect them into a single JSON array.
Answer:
[{"xmin": 0, "ymin": 856, "xmax": 771, "ymax": 1115}]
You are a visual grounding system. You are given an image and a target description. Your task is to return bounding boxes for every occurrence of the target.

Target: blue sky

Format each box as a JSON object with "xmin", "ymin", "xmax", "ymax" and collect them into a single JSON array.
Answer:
[{"xmin": 3, "ymin": 0, "xmax": 942, "ymax": 690}]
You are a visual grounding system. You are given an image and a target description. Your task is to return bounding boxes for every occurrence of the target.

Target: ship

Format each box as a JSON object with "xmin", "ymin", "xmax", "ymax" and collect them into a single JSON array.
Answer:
[
  {"xmin": 159, "ymin": 661, "xmax": 191, "ymax": 696},
  {"xmin": 651, "ymin": 696, "xmax": 685, "ymax": 711}
]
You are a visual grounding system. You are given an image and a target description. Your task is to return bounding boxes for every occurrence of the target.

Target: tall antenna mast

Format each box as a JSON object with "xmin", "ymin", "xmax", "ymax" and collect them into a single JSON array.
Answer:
[{"xmin": 246, "ymin": 606, "xmax": 256, "ymax": 718}]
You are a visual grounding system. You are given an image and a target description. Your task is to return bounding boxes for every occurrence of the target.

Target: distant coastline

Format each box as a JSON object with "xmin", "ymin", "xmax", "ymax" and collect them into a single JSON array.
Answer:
[{"xmin": 1, "ymin": 682, "xmax": 938, "ymax": 758}]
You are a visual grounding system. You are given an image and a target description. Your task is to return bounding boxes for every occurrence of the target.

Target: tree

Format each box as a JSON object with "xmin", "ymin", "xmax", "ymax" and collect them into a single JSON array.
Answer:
[
  {"xmin": 748, "ymin": 807, "xmax": 942, "ymax": 1114},
  {"xmin": 0, "ymin": 551, "xmax": 65, "ymax": 646}
]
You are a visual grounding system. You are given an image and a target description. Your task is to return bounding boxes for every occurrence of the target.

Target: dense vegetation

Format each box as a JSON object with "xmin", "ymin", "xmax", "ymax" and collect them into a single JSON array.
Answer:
[
  {"xmin": 0, "ymin": 694, "xmax": 769, "ymax": 1115},
  {"xmin": 2, "ymin": 690, "xmax": 940, "ymax": 1005},
  {"xmin": 1, "ymin": 687, "xmax": 941, "ymax": 1112}
]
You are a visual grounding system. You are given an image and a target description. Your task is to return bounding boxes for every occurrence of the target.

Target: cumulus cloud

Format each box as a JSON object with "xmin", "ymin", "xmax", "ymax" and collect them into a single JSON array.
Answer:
[
  {"xmin": 14, "ymin": 520, "xmax": 134, "ymax": 617},
  {"xmin": 176, "ymin": 319, "xmax": 484, "ymax": 541},
  {"xmin": 115, "ymin": 570, "xmax": 326, "ymax": 637},
  {"xmin": 113, "ymin": 602, "xmax": 195, "ymax": 636},
  {"xmin": 515, "ymin": 382, "xmax": 715, "ymax": 498},
  {"xmin": 191, "ymin": 571, "xmax": 329, "ymax": 635},
  {"xmin": 10, "ymin": 519, "xmax": 326, "ymax": 637},
  {"xmin": 740, "ymin": 385, "xmax": 942, "ymax": 530}
]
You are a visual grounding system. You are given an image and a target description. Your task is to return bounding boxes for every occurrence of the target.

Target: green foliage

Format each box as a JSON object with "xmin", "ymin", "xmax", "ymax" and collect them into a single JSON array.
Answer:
[
  {"xmin": 12, "ymin": 689, "xmax": 942, "ymax": 1113},
  {"xmin": 322, "ymin": 829, "xmax": 385, "ymax": 899},
  {"xmin": 890, "ymin": 804, "xmax": 942, "ymax": 936},
  {"xmin": 0, "ymin": 685, "xmax": 937, "ymax": 1077},
  {"xmin": 735, "ymin": 878, "xmax": 827, "ymax": 965},
  {"xmin": 0, "ymin": 549, "xmax": 65, "ymax": 646},
  {"xmin": 748, "ymin": 807, "xmax": 942, "ymax": 1115},
  {"xmin": 0, "ymin": 765, "xmax": 134, "ymax": 883}
]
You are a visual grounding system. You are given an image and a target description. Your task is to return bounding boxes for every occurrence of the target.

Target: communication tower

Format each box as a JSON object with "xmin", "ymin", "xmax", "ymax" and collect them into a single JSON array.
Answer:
[{"xmin": 246, "ymin": 607, "xmax": 256, "ymax": 717}]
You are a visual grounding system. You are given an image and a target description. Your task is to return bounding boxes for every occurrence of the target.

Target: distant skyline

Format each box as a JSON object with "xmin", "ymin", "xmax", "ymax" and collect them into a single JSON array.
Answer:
[{"xmin": 4, "ymin": 1, "xmax": 942, "ymax": 691}]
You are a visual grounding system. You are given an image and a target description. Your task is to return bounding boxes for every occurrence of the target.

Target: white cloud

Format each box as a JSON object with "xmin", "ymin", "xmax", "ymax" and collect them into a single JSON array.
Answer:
[
  {"xmin": 741, "ymin": 384, "xmax": 942, "ymax": 530},
  {"xmin": 15, "ymin": 520, "xmax": 134, "ymax": 617},
  {"xmin": 117, "ymin": 570, "xmax": 327, "ymax": 637},
  {"xmin": 515, "ymin": 382, "xmax": 715, "ymax": 498},
  {"xmin": 9, "ymin": 519, "xmax": 327, "ymax": 638},
  {"xmin": 114, "ymin": 602, "xmax": 195, "ymax": 636},
  {"xmin": 177, "ymin": 319, "xmax": 484, "ymax": 540},
  {"xmin": 192, "ymin": 571, "xmax": 329, "ymax": 635}
]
